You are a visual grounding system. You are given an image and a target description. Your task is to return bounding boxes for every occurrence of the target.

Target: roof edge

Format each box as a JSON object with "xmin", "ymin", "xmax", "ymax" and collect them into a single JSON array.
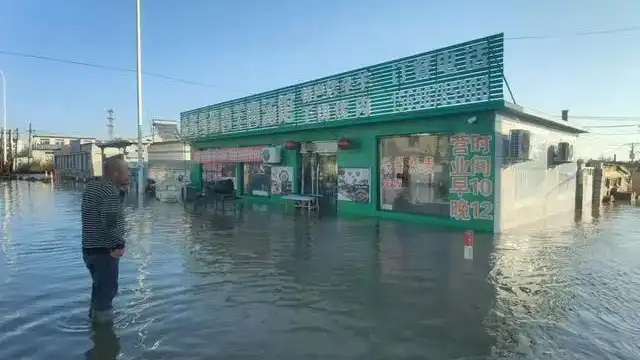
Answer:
[{"xmin": 502, "ymin": 102, "xmax": 588, "ymax": 134}]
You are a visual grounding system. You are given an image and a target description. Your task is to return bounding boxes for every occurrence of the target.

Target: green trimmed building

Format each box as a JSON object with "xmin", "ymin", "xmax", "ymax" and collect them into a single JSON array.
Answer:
[{"xmin": 180, "ymin": 33, "xmax": 586, "ymax": 233}]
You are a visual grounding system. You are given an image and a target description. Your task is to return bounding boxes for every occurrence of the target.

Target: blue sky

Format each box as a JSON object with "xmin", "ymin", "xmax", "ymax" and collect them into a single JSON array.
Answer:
[{"xmin": 1, "ymin": 0, "xmax": 639, "ymax": 159}]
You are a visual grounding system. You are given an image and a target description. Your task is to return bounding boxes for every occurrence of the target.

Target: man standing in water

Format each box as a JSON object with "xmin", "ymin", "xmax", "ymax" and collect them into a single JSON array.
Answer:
[{"xmin": 81, "ymin": 155, "xmax": 129, "ymax": 323}]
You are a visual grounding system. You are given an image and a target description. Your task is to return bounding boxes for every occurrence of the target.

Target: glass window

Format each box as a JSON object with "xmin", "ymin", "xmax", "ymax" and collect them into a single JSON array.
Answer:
[
  {"xmin": 244, "ymin": 162, "xmax": 271, "ymax": 196},
  {"xmin": 379, "ymin": 134, "xmax": 451, "ymax": 216},
  {"xmin": 202, "ymin": 163, "xmax": 236, "ymax": 188}
]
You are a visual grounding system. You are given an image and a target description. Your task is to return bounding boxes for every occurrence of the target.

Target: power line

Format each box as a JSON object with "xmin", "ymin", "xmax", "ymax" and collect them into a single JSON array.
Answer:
[
  {"xmin": 582, "ymin": 124, "xmax": 639, "ymax": 129},
  {"xmin": 571, "ymin": 116, "xmax": 640, "ymax": 121},
  {"xmin": 0, "ymin": 25, "xmax": 638, "ymax": 89},
  {"xmin": 585, "ymin": 132, "xmax": 640, "ymax": 136},
  {"xmin": 505, "ymin": 25, "xmax": 640, "ymax": 40},
  {"xmin": 0, "ymin": 50, "xmax": 215, "ymax": 88}
]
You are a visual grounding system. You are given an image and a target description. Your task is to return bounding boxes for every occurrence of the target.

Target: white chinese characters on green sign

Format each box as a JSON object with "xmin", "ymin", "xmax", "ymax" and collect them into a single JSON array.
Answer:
[{"xmin": 181, "ymin": 33, "xmax": 504, "ymax": 139}]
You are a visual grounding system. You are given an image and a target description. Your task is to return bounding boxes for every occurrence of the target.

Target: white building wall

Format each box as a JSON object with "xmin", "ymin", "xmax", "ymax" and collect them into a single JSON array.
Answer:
[
  {"xmin": 147, "ymin": 141, "xmax": 191, "ymax": 202},
  {"xmin": 33, "ymin": 136, "xmax": 94, "ymax": 146},
  {"xmin": 495, "ymin": 113, "xmax": 581, "ymax": 232},
  {"xmin": 53, "ymin": 144, "xmax": 120, "ymax": 179}
]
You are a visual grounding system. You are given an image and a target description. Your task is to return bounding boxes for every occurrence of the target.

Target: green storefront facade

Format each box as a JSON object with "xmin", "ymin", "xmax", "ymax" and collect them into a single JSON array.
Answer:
[{"xmin": 181, "ymin": 34, "xmax": 505, "ymax": 232}]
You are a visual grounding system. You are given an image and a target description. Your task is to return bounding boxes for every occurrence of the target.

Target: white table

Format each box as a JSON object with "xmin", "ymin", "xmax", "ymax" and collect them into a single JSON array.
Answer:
[{"xmin": 281, "ymin": 194, "xmax": 320, "ymax": 214}]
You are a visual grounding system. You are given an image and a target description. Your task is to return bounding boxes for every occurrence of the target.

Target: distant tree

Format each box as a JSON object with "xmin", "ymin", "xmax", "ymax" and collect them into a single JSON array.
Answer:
[
  {"xmin": 16, "ymin": 149, "xmax": 30, "ymax": 157},
  {"xmin": 16, "ymin": 160, "xmax": 53, "ymax": 174}
]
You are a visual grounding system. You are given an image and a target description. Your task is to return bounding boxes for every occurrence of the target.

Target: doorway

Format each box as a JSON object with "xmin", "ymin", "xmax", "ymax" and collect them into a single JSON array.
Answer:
[{"xmin": 300, "ymin": 142, "xmax": 338, "ymax": 214}]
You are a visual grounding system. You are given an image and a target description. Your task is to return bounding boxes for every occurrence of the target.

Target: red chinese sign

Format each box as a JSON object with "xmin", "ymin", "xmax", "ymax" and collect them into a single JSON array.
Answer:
[
  {"xmin": 450, "ymin": 176, "xmax": 469, "ymax": 196},
  {"xmin": 382, "ymin": 178, "xmax": 403, "ymax": 189},
  {"xmin": 381, "ymin": 156, "xmax": 407, "ymax": 189},
  {"xmin": 450, "ymin": 199, "xmax": 471, "ymax": 220},
  {"xmin": 193, "ymin": 146, "xmax": 265, "ymax": 164},
  {"xmin": 409, "ymin": 156, "xmax": 418, "ymax": 169},
  {"xmin": 449, "ymin": 134, "xmax": 494, "ymax": 222},
  {"xmin": 450, "ymin": 135, "xmax": 470, "ymax": 155},
  {"xmin": 423, "ymin": 156, "xmax": 434, "ymax": 171}
]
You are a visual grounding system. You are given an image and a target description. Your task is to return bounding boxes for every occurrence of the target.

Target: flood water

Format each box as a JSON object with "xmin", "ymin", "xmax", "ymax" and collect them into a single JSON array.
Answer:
[{"xmin": 1, "ymin": 181, "xmax": 639, "ymax": 359}]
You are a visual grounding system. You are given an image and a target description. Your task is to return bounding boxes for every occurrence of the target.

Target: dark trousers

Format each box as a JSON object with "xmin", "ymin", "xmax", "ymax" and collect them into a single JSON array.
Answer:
[{"xmin": 84, "ymin": 253, "xmax": 119, "ymax": 313}]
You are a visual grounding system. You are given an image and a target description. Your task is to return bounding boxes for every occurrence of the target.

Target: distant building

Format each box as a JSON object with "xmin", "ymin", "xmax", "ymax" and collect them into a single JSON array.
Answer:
[
  {"xmin": 15, "ymin": 134, "xmax": 97, "ymax": 168},
  {"xmin": 53, "ymin": 140, "xmax": 120, "ymax": 180},
  {"xmin": 151, "ymin": 119, "xmax": 181, "ymax": 142},
  {"xmin": 148, "ymin": 141, "xmax": 192, "ymax": 202},
  {"xmin": 32, "ymin": 134, "xmax": 96, "ymax": 147},
  {"xmin": 51, "ymin": 121, "xmax": 181, "ymax": 183}
]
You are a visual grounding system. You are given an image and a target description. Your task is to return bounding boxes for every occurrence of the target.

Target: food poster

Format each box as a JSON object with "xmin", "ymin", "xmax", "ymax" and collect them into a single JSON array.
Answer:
[
  {"xmin": 337, "ymin": 167, "xmax": 370, "ymax": 203},
  {"xmin": 270, "ymin": 166, "xmax": 294, "ymax": 195}
]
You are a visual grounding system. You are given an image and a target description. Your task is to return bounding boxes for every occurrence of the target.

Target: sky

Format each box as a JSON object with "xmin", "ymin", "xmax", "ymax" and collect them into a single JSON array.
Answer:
[{"xmin": 0, "ymin": 0, "xmax": 639, "ymax": 159}]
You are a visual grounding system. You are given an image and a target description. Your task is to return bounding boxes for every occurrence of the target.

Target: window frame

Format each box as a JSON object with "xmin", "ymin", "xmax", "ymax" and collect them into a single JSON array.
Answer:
[
  {"xmin": 376, "ymin": 132, "xmax": 454, "ymax": 217},
  {"xmin": 243, "ymin": 162, "xmax": 272, "ymax": 197}
]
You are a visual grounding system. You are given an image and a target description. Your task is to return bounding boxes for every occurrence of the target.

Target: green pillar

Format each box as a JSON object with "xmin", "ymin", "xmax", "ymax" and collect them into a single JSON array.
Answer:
[
  {"xmin": 283, "ymin": 148, "xmax": 300, "ymax": 193},
  {"xmin": 190, "ymin": 163, "xmax": 203, "ymax": 190},
  {"xmin": 236, "ymin": 163, "xmax": 244, "ymax": 195}
]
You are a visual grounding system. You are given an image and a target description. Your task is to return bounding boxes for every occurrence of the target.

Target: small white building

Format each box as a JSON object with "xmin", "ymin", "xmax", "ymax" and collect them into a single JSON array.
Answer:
[
  {"xmin": 32, "ymin": 134, "xmax": 96, "ymax": 147},
  {"xmin": 53, "ymin": 140, "xmax": 120, "ymax": 180},
  {"xmin": 148, "ymin": 141, "xmax": 191, "ymax": 202},
  {"xmin": 16, "ymin": 135, "xmax": 96, "ymax": 169}
]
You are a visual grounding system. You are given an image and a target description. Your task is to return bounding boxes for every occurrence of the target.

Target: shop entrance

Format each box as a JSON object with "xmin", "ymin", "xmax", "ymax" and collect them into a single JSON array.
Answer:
[{"xmin": 300, "ymin": 142, "xmax": 338, "ymax": 214}]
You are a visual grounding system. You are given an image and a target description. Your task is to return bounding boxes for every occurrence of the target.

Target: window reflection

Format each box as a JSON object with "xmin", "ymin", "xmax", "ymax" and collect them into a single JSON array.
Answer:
[
  {"xmin": 202, "ymin": 163, "xmax": 236, "ymax": 187},
  {"xmin": 379, "ymin": 134, "xmax": 451, "ymax": 216},
  {"xmin": 244, "ymin": 162, "xmax": 271, "ymax": 196}
]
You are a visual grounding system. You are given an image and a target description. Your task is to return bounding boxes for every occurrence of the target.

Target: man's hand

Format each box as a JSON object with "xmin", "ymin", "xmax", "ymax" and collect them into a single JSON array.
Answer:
[{"xmin": 110, "ymin": 248, "xmax": 125, "ymax": 258}]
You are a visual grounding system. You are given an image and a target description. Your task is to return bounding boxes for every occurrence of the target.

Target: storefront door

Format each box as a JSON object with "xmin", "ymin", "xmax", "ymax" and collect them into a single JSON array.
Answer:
[
  {"xmin": 317, "ymin": 153, "xmax": 338, "ymax": 213},
  {"xmin": 300, "ymin": 146, "xmax": 338, "ymax": 214}
]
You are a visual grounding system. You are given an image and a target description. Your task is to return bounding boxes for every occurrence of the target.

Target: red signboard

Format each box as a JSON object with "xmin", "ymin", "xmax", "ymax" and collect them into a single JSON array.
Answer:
[{"xmin": 193, "ymin": 146, "xmax": 265, "ymax": 164}]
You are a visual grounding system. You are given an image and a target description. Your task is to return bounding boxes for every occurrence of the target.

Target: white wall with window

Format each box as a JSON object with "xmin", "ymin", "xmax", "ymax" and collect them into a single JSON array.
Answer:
[{"xmin": 495, "ymin": 113, "xmax": 580, "ymax": 231}]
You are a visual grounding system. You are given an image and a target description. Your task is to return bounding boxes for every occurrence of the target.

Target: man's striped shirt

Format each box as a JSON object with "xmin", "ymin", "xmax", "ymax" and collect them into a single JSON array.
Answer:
[{"xmin": 81, "ymin": 179, "xmax": 126, "ymax": 253}]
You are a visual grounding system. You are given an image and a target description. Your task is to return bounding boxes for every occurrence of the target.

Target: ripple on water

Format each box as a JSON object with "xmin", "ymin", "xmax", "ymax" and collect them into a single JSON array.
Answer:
[{"xmin": 1, "ymin": 182, "xmax": 640, "ymax": 359}]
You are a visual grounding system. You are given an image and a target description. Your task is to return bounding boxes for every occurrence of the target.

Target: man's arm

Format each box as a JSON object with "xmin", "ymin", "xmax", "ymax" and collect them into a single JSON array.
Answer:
[{"xmin": 101, "ymin": 194, "xmax": 125, "ymax": 250}]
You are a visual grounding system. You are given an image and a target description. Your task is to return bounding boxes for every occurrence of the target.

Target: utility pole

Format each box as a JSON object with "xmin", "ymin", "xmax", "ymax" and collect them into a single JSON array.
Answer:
[
  {"xmin": 630, "ymin": 143, "xmax": 636, "ymax": 162},
  {"xmin": 135, "ymin": 0, "xmax": 145, "ymax": 201},
  {"xmin": 13, "ymin": 127, "xmax": 18, "ymax": 172},
  {"xmin": 0, "ymin": 128, "xmax": 3, "ymax": 169},
  {"xmin": 1, "ymin": 68, "xmax": 7, "ymax": 167},
  {"xmin": 6, "ymin": 129, "xmax": 11, "ymax": 168},
  {"xmin": 27, "ymin": 122, "xmax": 33, "ymax": 165}
]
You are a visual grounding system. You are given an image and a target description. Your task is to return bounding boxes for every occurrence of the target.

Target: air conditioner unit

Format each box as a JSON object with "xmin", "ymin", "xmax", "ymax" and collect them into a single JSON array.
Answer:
[
  {"xmin": 508, "ymin": 129, "xmax": 531, "ymax": 160},
  {"xmin": 261, "ymin": 147, "xmax": 281, "ymax": 164},
  {"xmin": 557, "ymin": 142, "xmax": 573, "ymax": 162}
]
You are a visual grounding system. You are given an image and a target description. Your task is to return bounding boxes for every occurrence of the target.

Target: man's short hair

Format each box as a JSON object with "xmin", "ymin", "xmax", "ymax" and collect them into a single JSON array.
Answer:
[{"xmin": 103, "ymin": 154, "xmax": 126, "ymax": 175}]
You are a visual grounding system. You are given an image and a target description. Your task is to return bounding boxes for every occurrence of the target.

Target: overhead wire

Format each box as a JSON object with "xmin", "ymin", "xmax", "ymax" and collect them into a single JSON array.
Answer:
[
  {"xmin": 581, "ymin": 124, "xmax": 639, "ymax": 128},
  {"xmin": 0, "ymin": 50, "xmax": 215, "ymax": 88},
  {"xmin": 571, "ymin": 115, "xmax": 640, "ymax": 120},
  {"xmin": 504, "ymin": 25, "xmax": 640, "ymax": 40},
  {"xmin": 583, "ymin": 132, "xmax": 640, "ymax": 136},
  {"xmin": 2, "ymin": 23, "xmax": 640, "ymax": 136},
  {"xmin": 0, "ymin": 24, "xmax": 639, "ymax": 88}
]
